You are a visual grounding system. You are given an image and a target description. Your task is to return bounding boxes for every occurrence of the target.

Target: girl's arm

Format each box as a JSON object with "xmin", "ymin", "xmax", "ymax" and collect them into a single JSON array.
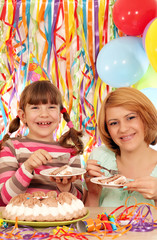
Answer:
[
  {"xmin": 56, "ymin": 177, "xmax": 83, "ymax": 199},
  {"xmin": 0, "ymin": 145, "xmax": 33, "ymax": 204}
]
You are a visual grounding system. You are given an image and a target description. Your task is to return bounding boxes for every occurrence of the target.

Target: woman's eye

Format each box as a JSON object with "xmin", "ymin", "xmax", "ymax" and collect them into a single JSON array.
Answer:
[
  {"xmin": 110, "ymin": 121, "xmax": 118, "ymax": 126},
  {"xmin": 128, "ymin": 116, "xmax": 136, "ymax": 120}
]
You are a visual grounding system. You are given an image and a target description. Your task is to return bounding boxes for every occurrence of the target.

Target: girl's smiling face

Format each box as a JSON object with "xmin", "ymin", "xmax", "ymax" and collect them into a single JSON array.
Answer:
[
  {"xmin": 18, "ymin": 102, "xmax": 61, "ymax": 142},
  {"xmin": 106, "ymin": 106, "xmax": 145, "ymax": 153}
]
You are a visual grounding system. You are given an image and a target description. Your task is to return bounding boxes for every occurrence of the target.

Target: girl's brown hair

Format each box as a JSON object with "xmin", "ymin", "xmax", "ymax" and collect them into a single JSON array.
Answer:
[
  {"xmin": 98, "ymin": 87, "xmax": 157, "ymax": 155},
  {"xmin": 0, "ymin": 81, "xmax": 84, "ymax": 154}
]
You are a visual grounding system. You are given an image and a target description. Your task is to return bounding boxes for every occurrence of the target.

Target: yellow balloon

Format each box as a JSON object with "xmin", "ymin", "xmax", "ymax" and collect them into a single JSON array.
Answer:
[
  {"xmin": 145, "ymin": 18, "xmax": 157, "ymax": 72},
  {"xmin": 134, "ymin": 65, "xmax": 157, "ymax": 89}
]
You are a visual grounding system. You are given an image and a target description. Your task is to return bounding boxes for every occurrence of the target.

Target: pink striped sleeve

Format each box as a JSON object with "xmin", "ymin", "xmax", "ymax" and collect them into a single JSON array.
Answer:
[
  {"xmin": 76, "ymin": 189, "xmax": 82, "ymax": 200},
  {"xmin": 0, "ymin": 171, "xmax": 15, "ymax": 184},
  {"xmin": 0, "ymin": 149, "xmax": 13, "ymax": 157},
  {"xmin": 1, "ymin": 166, "xmax": 32, "ymax": 204},
  {"xmin": 70, "ymin": 184, "xmax": 83, "ymax": 200},
  {"xmin": 0, "ymin": 142, "xmax": 32, "ymax": 204},
  {"xmin": 1, "ymin": 185, "xmax": 12, "ymax": 204},
  {"xmin": 15, "ymin": 167, "xmax": 31, "ymax": 187}
]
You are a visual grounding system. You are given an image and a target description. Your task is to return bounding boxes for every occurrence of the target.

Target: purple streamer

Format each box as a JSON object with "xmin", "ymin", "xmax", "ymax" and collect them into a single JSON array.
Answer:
[
  {"xmin": 49, "ymin": 0, "xmax": 60, "ymax": 77},
  {"xmin": 126, "ymin": 204, "xmax": 157, "ymax": 232},
  {"xmin": 94, "ymin": 0, "xmax": 99, "ymax": 81}
]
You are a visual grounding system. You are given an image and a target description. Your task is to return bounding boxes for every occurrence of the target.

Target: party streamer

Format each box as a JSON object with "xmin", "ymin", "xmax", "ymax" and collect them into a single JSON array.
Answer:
[
  {"xmin": 0, "ymin": 201, "xmax": 157, "ymax": 239},
  {"xmin": 0, "ymin": 0, "xmax": 116, "ymax": 158}
]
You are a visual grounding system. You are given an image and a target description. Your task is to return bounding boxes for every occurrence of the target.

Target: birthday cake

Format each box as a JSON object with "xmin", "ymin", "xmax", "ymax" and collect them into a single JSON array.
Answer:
[
  {"xmin": 2, "ymin": 191, "xmax": 87, "ymax": 222},
  {"xmin": 99, "ymin": 174, "xmax": 127, "ymax": 185}
]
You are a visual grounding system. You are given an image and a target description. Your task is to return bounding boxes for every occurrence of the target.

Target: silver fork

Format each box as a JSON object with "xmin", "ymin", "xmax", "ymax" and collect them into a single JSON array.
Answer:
[{"xmin": 100, "ymin": 166, "xmax": 119, "ymax": 175}]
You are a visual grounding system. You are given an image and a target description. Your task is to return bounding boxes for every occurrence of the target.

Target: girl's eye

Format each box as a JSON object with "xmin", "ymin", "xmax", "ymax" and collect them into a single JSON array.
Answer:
[
  {"xmin": 31, "ymin": 106, "xmax": 38, "ymax": 109},
  {"xmin": 49, "ymin": 105, "xmax": 56, "ymax": 109}
]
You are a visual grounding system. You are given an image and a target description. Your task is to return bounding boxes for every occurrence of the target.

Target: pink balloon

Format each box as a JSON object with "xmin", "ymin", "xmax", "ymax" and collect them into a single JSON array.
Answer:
[{"xmin": 142, "ymin": 18, "xmax": 157, "ymax": 49}]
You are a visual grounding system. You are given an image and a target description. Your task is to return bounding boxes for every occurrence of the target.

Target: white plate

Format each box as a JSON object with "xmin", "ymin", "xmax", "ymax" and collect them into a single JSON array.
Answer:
[
  {"xmin": 90, "ymin": 176, "xmax": 129, "ymax": 188},
  {"xmin": 40, "ymin": 167, "xmax": 86, "ymax": 178}
]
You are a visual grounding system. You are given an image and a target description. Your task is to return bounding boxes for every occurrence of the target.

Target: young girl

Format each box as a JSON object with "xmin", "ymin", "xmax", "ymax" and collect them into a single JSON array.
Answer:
[
  {"xmin": 0, "ymin": 80, "xmax": 84, "ymax": 206},
  {"xmin": 84, "ymin": 87, "xmax": 157, "ymax": 207}
]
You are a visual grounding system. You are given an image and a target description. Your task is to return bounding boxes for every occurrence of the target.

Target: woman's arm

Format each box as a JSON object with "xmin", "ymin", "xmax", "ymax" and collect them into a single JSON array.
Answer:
[
  {"xmin": 84, "ymin": 178, "xmax": 102, "ymax": 207},
  {"xmin": 83, "ymin": 159, "xmax": 104, "ymax": 206}
]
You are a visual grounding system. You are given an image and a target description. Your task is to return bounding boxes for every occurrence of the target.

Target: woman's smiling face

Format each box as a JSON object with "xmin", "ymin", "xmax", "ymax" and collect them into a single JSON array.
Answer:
[{"xmin": 106, "ymin": 106, "xmax": 145, "ymax": 153}]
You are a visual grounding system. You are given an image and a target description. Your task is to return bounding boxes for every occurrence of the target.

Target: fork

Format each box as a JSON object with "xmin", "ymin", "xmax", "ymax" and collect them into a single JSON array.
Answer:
[{"xmin": 100, "ymin": 166, "xmax": 119, "ymax": 175}]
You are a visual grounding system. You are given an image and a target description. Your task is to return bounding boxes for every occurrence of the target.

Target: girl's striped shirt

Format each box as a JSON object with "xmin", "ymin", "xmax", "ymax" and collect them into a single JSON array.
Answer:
[{"xmin": 0, "ymin": 137, "xmax": 83, "ymax": 206}]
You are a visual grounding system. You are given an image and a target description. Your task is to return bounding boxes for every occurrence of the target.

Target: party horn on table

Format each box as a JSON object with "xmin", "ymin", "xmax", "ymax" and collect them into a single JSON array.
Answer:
[
  {"xmin": 98, "ymin": 213, "xmax": 113, "ymax": 232},
  {"xmin": 108, "ymin": 214, "xmax": 117, "ymax": 231},
  {"xmin": 77, "ymin": 218, "xmax": 104, "ymax": 232}
]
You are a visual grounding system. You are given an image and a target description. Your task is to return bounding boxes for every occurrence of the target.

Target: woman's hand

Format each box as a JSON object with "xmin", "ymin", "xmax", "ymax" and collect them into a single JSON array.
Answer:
[
  {"xmin": 85, "ymin": 160, "xmax": 104, "ymax": 195},
  {"xmin": 86, "ymin": 159, "xmax": 104, "ymax": 177},
  {"xmin": 24, "ymin": 149, "xmax": 52, "ymax": 173},
  {"xmin": 124, "ymin": 176, "xmax": 157, "ymax": 200}
]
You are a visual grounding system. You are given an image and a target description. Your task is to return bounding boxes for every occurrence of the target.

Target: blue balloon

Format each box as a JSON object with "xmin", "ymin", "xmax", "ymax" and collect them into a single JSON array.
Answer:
[
  {"xmin": 96, "ymin": 37, "xmax": 149, "ymax": 88},
  {"xmin": 140, "ymin": 88, "xmax": 157, "ymax": 109}
]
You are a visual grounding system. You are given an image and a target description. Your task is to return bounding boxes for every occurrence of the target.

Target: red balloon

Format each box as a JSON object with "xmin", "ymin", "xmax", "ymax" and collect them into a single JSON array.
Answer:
[{"xmin": 113, "ymin": 0, "xmax": 157, "ymax": 36}]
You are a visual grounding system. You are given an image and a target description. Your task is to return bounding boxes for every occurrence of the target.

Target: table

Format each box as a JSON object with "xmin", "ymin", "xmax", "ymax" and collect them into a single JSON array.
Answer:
[
  {"xmin": 0, "ymin": 206, "xmax": 157, "ymax": 240},
  {"xmin": 87, "ymin": 207, "xmax": 157, "ymax": 240}
]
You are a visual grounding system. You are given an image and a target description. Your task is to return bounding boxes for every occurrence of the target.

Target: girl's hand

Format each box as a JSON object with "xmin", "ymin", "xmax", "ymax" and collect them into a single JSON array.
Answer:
[
  {"xmin": 50, "ymin": 175, "xmax": 78, "ymax": 184},
  {"xmin": 24, "ymin": 149, "xmax": 52, "ymax": 173},
  {"xmin": 50, "ymin": 175, "xmax": 80, "ymax": 192},
  {"xmin": 123, "ymin": 176, "xmax": 157, "ymax": 200}
]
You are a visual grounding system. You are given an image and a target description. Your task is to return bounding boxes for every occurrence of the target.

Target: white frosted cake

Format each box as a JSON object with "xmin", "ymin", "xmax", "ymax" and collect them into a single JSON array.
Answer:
[{"xmin": 2, "ymin": 191, "xmax": 87, "ymax": 222}]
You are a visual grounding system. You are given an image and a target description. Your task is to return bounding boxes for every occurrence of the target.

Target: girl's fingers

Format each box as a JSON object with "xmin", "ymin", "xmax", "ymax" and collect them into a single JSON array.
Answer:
[
  {"xmin": 62, "ymin": 177, "xmax": 68, "ymax": 184},
  {"xmin": 25, "ymin": 149, "xmax": 52, "ymax": 173},
  {"xmin": 70, "ymin": 176, "xmax": 77, "ymax": 182},
  {"xmin": 30, "ymin": 150, "xmax": 52, "ymax": 166},
  {"xmin": 37, "ymin": 150, "xmax": 52, "ymax": 162},
  {"xmin": 49, "ymin": 177, "xmax": 56, "ymax": 182},
  {"xmin": 41, "ymin": 150, "xmax": 52, "ymax": 162},
  {"xmin": 55, "ymin": 177, "xmax": 62, "ymax": 183}
]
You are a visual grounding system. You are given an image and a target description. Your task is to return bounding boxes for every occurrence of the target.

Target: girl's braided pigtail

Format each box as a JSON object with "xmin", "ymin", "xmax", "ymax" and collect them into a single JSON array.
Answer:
[
  {"xmin": 0, "ymin": 116, "xmax": 20, "ymax": 150},
  {"xmin": 59, "ymin": 107, "xmax": 84, "ymax": 154}
]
